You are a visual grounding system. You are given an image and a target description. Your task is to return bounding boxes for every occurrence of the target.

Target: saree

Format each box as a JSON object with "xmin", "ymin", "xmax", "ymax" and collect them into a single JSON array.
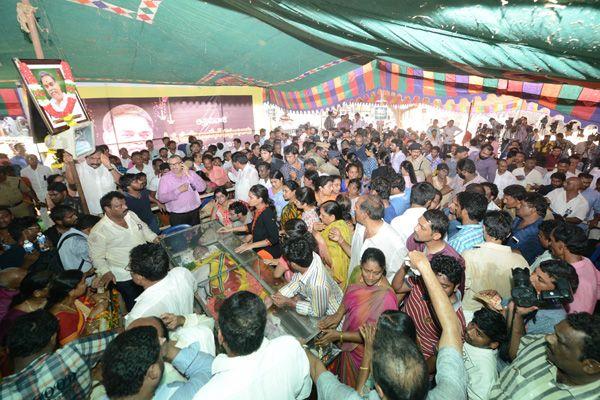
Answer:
[
  {"xmin": 280, "ymin": 202, "xmax": 301, "ymax": 227},
  {"xmin": 333, "ymin": 283, "xmax": 398, "ymax": 387},
  {"xmin": 55, "ymin": 290, "xmax": 122, "ymax": 346},
  {"xmin": 321, "ymin": 219, "xmax": 352, "ymax": 288}
]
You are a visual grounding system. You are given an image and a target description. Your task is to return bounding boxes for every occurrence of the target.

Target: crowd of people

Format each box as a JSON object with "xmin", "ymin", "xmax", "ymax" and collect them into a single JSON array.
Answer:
[{"xmin": 0, "ymin": 114, "xmax": 599, "ymax": 399}]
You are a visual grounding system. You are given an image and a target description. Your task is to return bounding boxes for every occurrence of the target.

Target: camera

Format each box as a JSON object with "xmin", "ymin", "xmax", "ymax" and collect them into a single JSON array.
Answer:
[
  {"xmin": 511, "ymin": 268, "xmax": 538, "ymax": 308},
  {"xmin": 511, "ymin": 267, "xmax": 573, "ymax": 308}
]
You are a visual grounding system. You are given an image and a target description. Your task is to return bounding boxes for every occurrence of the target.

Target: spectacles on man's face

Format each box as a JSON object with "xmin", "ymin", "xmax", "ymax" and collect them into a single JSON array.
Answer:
[{"xmin": 168, "ymin": 161, "xmax": 182, "ymax": 166}]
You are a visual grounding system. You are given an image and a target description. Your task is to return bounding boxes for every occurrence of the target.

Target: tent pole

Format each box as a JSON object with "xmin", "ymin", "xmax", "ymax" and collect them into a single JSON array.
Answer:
[
  {"xmin": 465, "ymin": 100, "xmax": 474, "ymax": 134},
  {"xmin": 22, "ymin": 0, "xmax": 45, "ymax": 59},
  {"xmin": 20, "ymin": 0, "xmax": 90, "ymax": 214}
]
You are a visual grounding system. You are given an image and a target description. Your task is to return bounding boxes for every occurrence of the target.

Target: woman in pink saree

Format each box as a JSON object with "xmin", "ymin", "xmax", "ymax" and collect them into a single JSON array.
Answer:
[{"xmin": 316, "ymin": 247, "xmax": 398, "ymax": 387}]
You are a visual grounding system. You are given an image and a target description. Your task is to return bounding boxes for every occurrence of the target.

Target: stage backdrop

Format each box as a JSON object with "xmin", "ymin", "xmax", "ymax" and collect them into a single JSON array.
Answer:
[{"xmin": 84, "ymin": 95, "xmax": 254, "ymax": 153}]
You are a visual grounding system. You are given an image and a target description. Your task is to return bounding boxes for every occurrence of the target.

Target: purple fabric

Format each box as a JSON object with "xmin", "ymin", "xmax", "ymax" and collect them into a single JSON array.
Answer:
[
  {"xmin": 469, "ymin": 152, "xmax": 496, "ymax": 182},
  {"xmin": 0, "ymin": 288, "xmax": 18, "ymax": 323},
  {"xmin": 157, "ymin": 171, "xmax": 206, "ymax": 213}
]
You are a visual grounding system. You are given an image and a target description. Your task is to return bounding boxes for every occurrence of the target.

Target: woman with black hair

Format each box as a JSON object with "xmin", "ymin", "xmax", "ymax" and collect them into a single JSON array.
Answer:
[
  {"xmin": 318, "ymin": 200, "xmax": 352, "ymax": 287},
  {"xmin": 295, "ymin": 186, "xmax": 320, "ymax": 232},
  {"xmin": 268, "ymin": 170, "xmax": 287, "ymax": 219},
  {"xmin": 303, "ymin": 169, "xmax": 320, "ymax": 190},
  {"xmin": 315, "ymin": 175, "xmax": 336, "ymax": 206},
  {"xmin": 219, "ymin": 184, "xmax": 281, "ymax": 259},
  {"xmin": 400, "ymin": 160, "xmax": 418, "ymax": 189},
  {"xmin": 47, "ymin": 270, "xmax": 110, "ymax": 346},
  {"xmin": 362, "ymin": 143, "xmax": 378, "ymax": 180},
  {"xmin": 280, "ymin": 180, "xmax": 301, "ymax": 227},
  {"xmin": 370, "ymin": 151, "xmax": 396, "ymax": 181},
  {"xmin": 0, "ymin": 270, "xmax": 51, "ymax": 345}
]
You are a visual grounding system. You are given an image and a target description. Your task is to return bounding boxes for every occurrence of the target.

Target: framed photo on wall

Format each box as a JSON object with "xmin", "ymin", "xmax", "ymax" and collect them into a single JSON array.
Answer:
[{"xmin": 13, "ymin": 58, "xmax": 90, "ymax": 134}]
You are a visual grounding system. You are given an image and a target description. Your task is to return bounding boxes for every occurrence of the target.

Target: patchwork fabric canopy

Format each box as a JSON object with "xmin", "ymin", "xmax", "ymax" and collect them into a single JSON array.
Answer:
[{"xmin": 0, "ymin": 0, "xmax": 598, "ymax": 122}]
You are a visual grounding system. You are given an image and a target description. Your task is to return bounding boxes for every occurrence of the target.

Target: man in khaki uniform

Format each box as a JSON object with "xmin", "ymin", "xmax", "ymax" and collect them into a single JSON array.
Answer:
[{"xmin": 0, "ymin": 166, "xmax": 36, "ymax": 217}]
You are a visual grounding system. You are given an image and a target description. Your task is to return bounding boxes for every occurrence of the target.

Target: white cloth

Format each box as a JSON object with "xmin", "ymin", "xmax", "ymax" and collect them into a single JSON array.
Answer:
[
  {"xmin": 87, "ymin": 212, "xmax": 157, "ymax": 281},
  {"xmin": 452, "ymin": 174, "xmax": 487, "ymax": 194},
  {"xmin": 442, "ymin": 125, "xmax": 462, "ymax": 144},
  {"xmin": 193, "ymin": 336, "xmax": 311, "ymax": 400},
  {"xmin": 125, "ymin": 267, "xmax": 197, "ymax": 326},
  {"xmin": 545, "ymin": 188, "xmax": 590, "ymax": 221},
  {"xmin": 493, "ymin": 171, "xmax": 518, "ymax": 197},
  {"xmin": 76, "ymin": 163, "xmax": 116, "ymax": 215},
  {"xmin": 390, "ymin": 150, "xmax": 406, "ymax": 174},
  {"xmin": 463, "ymin": 342, "xmax": 499, "ymax": 400},
  {"xmin": 349, "ymin": 222, "xmax": 406, "ymax": 283},
  {"xmin": 511, "ymin": 167, "xmax": 544, "ymax": 188},
  {"xmin": 127, "ymin": 164, "xmax": 159, "ymax": 192},
  {"xmin": 20, "ymin": 164, "xmax": 53, "ymax": 200},
  {"xmin": 542, "ymin": 169, "xmax": 577, "ymax": 185},
  {"xmin": 174, "ymin": 313, "xmax": 216, "ymax": 355},
  {"xmin": 390, "ymin": 207, "xmax": 427, "ymax": 247},
  {"xmin": 230, "ymin": 163, "xmax": 259, "ymax": 202}
]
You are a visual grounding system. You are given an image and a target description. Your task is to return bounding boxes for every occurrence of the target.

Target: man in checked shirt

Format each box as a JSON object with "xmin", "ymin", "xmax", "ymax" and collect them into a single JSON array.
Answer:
[{"xmin": 0, "ymin": 310, "xmax": 116, "ymax": 399}]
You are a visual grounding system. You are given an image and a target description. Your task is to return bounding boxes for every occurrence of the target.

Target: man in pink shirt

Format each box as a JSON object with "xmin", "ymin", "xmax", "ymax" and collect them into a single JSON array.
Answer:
[
  {"xmin": 157, "ymin": 155, "xmax": 206, "ymax": 227},
  {"xmin": 550, "ymin": 223, "xmax": 599, "ymax": 314},
  {"xmin": 201, "ymin": 153, "xmax": 230, "ymax": 188}
]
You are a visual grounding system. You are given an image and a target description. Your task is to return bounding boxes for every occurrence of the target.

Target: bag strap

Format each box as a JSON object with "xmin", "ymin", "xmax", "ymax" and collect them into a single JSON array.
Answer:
[{"xmin": 57, "ymin": 232, "xmax": 85, "ymax": 252}]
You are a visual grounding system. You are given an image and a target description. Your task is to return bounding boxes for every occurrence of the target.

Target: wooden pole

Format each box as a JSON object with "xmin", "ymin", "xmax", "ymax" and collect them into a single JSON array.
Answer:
[
  {"xmin": 20, "ymin": 1, "xmax": 90, "ymax": 214},
  {"xmin": 22, "ymin": 0, "xmax": 45, "ymax": 59}
]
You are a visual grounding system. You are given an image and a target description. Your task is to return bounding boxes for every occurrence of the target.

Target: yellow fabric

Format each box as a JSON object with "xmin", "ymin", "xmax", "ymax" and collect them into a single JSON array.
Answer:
[{"xmin": 322, "ymin": 219, "xmax": 352, "ymax": 288}]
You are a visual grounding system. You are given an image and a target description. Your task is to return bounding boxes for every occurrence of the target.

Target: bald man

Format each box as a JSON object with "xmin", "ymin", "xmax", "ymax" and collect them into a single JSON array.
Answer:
[
  {"xmin": 0, "ymin": 268, "xmax": 27, "ymax": 321},
  {"xmin": 545, "ymin": 176, "xmax": 590, "ymax": 224}
]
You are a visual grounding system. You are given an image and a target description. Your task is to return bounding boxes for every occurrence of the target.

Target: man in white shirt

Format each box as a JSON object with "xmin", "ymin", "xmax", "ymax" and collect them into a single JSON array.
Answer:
[
  {"xmin": 124, "ymin": 243, "xmax": 196, "ymax": 327},
  {"xmin": 118, "ymin": 148, "xmax": 131, "ymax": 168},
  {"xmin": 64, "ymin": 149, "xmax": 120, "ymax": 215},
  {"xmin": 512, "ymin": 157, "xmax": 544, "ymax": 189},
  {"xmin": 167, "ymin": 140, "xmax": 185, "ymax": 158},
  {"xmin": 493, "ymin": 159, "xmax": 517, "ymax": 197},
  {"xmin": 442, "ymin": 120, "xmax": 462, "ymax": 147},
  {"xmin": 229, "ymin": 152, "xmax": 259, "ymax": 202},
  {"xmin": 391, "ymin": 182, "xmax": 438, "ymax": 247},
  {"xmin": 546, "ymin": 176, "xmax": 590, "ymax": 224},
  {"xmin": 146, "ymin": 139, "xmax": 159, "ymax": 160},
  {"xmin": 390, "ymin": 138, "xmax": 406, "ymax": 173},
  {"xmin": 272, "ymin": 236, "xmax": 343, "ymax": 317},
  {"xmin": 127, "ymin": 151, "xmax": 158, "ymax": 191},
  {"xmin": 193, "ymin": 291, "xmax": 311, "ymax": 400},
  {"xmin": 344, "ymin": 195, "xmax": 406, "ymax": 282},
  {"xmin": 463, "ymin": 308, "xmax": 507, "ymax": 400},
  {"xmin": 88, "ymin": 191, "xmax": 157, "ymax": 310},
  {"xmin": 20, "ymin": 154, "xmax": 53, "ymax": 201}
]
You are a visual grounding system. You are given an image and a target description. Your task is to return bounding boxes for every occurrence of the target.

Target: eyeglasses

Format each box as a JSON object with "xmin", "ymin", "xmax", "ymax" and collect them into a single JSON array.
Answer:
[{"xmin": 168, "ymin": 161, "xmax": 182, "ymax": 166}]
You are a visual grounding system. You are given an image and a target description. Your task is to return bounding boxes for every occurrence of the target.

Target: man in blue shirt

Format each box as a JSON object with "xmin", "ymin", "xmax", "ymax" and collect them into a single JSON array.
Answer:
[
  {"xmin": 370, "ymin": 177, "xmax": 397, "ymax": 223},
  {"xmin": 509, "ymin": 192, "xmax": 547, "ymax": 264},
  {"xmin": 389, "ymin": 174, "xmax": 411, "ymax": 216},
  {"xmin": 448, "ymin": 191, "xmax": 486, "ymax": 254},
  {"xmin": 101, "ymin": 323, "xmax": 213, "ymax": 400}
]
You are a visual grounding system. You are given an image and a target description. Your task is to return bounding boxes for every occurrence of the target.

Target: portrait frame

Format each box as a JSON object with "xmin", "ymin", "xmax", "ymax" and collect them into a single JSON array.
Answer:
[{"xmin": 13, "ymin": 58, "xmax": 90, "ymax": 135}]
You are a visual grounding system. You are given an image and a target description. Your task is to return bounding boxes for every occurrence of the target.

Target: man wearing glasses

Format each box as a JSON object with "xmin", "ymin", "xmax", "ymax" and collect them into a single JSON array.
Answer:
[{"xmin": 157, "ymin": 155, "xmax": 206, "ymax": 226}]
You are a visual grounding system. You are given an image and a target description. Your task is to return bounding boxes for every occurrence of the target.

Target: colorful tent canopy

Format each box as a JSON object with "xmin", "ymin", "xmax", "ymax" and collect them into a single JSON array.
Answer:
[
  {"xmin": 265, "ymin": 61, "xmax": 600, "ymax": 124},
  {"xmin": 0, "ymin": 1, "xmax": 598, "ymax": 122}
]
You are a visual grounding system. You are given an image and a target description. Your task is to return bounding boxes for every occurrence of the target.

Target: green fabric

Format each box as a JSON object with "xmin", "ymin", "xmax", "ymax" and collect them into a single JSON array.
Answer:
[
  {"xmin": 0, "ymin": 0, "xmax": 597, "ymax": 91},
  {"xmin": 216, "ymin": 0, "xmax": 599, "ymax": 87}
]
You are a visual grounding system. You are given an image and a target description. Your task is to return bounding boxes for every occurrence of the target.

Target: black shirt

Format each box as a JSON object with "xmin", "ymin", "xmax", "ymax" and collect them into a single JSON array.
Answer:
[
  {"xmin": 124, "ymin": 190, "xmax": 160, "ymax": 234},
  {"xmin": 248, "ymin": 207, "xmax": 281, "ymax": 258}
]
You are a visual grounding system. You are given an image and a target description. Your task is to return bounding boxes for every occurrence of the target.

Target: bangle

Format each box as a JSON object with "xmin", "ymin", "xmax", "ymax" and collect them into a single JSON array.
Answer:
[
  {"xmin": 339, "ymin": 332, "xmax": 344, "ymax": 344},
  {"xmin": 359, "ymin": 366, "xmax": 369, "ymax": 371}
]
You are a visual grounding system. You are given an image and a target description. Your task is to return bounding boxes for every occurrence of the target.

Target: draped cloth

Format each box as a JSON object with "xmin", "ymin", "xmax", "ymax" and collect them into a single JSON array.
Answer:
[
  {"xmin": 321, "ymin": 219, "xmax": 352, "ymax": 288},
  {"xmin": 332, "ymin": 283, "xmax": 398, "ymax": 387}
]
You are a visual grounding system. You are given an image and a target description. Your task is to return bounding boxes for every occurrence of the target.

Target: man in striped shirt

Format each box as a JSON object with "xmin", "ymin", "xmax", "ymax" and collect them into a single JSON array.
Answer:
[
  {"xmin": 490, "ymin": 313, "xmax": 599, "ymax": 400},
  {"xmin": 272, "ymin": 236, "xmax": 343, "ymax": 318},
  {"xmin": 397, "ymin": 254, "xmax": 466, "ymax": 371}
]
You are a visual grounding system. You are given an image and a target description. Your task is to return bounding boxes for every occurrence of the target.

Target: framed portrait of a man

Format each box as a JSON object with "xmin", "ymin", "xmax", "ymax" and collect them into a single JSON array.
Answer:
[{"xmin": 13, "ymin": 58, "xmax": 90, "ymax": 134}]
